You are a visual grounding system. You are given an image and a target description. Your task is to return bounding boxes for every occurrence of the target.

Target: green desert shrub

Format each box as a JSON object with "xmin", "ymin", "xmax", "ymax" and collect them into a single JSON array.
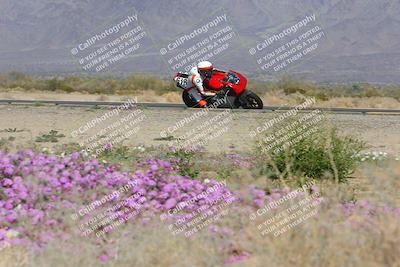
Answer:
[
  {"xmin": 0, "ymin": 72, "xmax": 399, "ymax": 100},
  {"xmin": 256, "ymin": 118, "xmax": 365, "ymax": 182}
]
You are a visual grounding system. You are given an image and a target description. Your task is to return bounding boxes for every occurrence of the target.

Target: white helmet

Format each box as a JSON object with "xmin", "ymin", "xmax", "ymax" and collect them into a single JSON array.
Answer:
[
  {"xmin": 197, "ymin": 61, "xmax": 213, "ymax": 71},
  {"xmin": 197, "ymin": 61, "xmax": 213, "ymax": 78}
]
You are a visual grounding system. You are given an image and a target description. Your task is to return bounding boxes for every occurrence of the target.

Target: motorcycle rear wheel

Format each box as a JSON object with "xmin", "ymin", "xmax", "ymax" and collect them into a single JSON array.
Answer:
[{"xmin": 182, "ymin": 90, "xmax": 200, "ymax": 108}]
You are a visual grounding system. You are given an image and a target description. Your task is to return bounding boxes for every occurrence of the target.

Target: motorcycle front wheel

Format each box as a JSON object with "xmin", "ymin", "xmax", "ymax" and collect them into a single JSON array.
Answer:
[{"xmin": 240, "ymin": 90, "xmax": 263, "ymax": 109}]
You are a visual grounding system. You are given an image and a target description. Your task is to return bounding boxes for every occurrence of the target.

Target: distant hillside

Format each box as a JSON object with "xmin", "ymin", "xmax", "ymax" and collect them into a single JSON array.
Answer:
[{"xmin": 0, "ymin": 0, "xmax": 399, "ymax": 83}]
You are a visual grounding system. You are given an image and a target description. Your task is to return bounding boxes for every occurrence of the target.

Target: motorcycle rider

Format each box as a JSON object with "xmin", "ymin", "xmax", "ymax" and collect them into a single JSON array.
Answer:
[{"xmin": 188, "ymin": 61, "xmax": 217, "ymax": 107}]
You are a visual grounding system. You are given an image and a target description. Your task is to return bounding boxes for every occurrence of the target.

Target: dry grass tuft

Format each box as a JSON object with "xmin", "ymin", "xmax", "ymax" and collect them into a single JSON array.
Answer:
[{"xmin": 0, "ymin": 247, "xmax": 28, "ymax": 267}]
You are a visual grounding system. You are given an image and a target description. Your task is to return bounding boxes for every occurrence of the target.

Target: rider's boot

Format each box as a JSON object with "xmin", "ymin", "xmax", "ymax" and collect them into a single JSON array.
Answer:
[{"xmin": 198, "ymin": 99, "xmax": 208, "ymax": 108}]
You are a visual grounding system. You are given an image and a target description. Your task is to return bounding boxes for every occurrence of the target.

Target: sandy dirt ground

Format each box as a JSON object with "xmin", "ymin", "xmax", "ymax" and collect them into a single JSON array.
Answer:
[
  {"xmin": 1, "ymin": 90, "xmax": 400, "ymax": 109},
  {"xmin": 0, "ymin": 105, "xmax": 399, "ymax": 155}
]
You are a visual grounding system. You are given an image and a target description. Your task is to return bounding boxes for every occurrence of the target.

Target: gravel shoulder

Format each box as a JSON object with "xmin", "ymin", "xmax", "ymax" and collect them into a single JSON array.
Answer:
[{"xmin": 0, "ymin": 105, "xmax": 399, "ymax": 155}]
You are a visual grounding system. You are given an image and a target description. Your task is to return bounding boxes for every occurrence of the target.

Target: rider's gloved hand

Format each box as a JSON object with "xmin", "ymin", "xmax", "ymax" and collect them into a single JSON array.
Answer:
[
  {"xmin": 220, "ymin": 81, "xmax": 233, "ymax": 89},
  {"xmin": 220, "ymin": 80, "xmax": 229, "ymax": 86}
]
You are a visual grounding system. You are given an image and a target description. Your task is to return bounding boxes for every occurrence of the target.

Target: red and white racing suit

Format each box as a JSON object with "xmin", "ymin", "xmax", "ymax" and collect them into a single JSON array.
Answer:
[{"xmin": 187, "ymin": 67, "xmax": 216, "ymax": 107}]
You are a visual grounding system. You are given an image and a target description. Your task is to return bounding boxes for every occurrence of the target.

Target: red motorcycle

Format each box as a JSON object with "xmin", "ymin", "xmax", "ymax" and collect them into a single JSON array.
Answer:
[{"xmin": 173, "ymin": 70, "xmax": 263, "ymax": 109}]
